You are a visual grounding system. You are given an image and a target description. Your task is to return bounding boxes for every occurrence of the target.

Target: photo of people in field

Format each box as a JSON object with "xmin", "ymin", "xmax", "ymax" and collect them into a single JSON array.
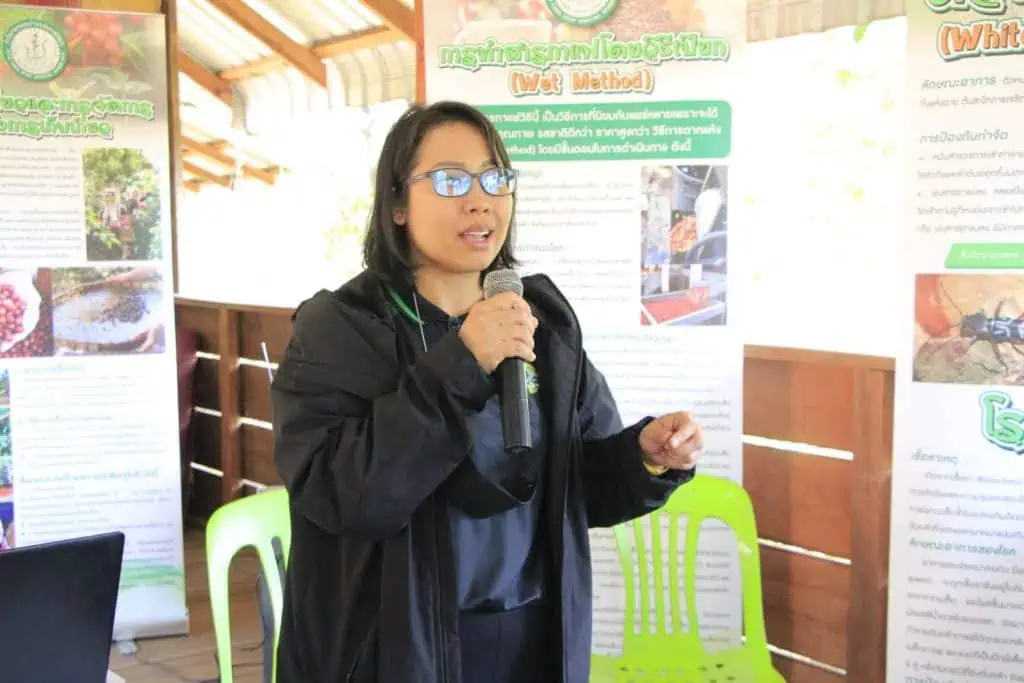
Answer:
[{"xmin": 83, "ymin": 147, "xmax": 161, "ymax": 262}]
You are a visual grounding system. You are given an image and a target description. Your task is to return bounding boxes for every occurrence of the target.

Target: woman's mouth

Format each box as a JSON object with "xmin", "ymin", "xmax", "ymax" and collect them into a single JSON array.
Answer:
[{"xmin": 459, "ymin": 229, "xmax": 493, "ymax": 248}]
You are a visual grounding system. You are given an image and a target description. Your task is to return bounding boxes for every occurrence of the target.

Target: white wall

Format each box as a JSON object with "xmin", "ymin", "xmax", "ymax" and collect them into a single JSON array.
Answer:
[
  {"xmin": 175, "ymin": 100, "xmax": 407, "ymax": 309},
  {"xmin": 175, "ymin": 20, "xmax": 907, "ymax": 357},
  {"xmin": 735, "ymin": 18, "xmax": 905, "ymax": 358}
]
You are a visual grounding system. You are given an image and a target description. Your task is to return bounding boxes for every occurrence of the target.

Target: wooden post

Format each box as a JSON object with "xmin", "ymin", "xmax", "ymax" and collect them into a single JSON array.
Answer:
[
  {"xmin": 217, "ymin": 307, "xmax": 242, "ymax": 503},
  {"xmin": 415, "ymin": 0, "xmax": 425, "ymax": 103},
  {"xmin": 846, "ymin": 366, "xmax": 894, "ymax": 682},
  {"xmin": 162, "ymin": 0, "xmax": 182, "ymax": 293}
]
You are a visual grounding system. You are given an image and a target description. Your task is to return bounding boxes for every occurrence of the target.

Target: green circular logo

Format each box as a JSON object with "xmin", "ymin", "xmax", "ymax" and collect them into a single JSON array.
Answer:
[
  {"xmin": 545, "ymin": 0, "xmax": 618, "ymax": 27},
  {"xmin": 2, "ymin": 19, "xmax": 69, "ymax": 82},
  {"xmin": 524, "ymin": 362, "xmax": 539, "ymax": 395}
]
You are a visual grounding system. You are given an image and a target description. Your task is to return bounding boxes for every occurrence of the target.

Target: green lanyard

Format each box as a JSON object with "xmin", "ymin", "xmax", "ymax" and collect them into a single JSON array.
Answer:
[{"xmin": 386, "ymin": 286, "xmax": 422, "ymax": 324}]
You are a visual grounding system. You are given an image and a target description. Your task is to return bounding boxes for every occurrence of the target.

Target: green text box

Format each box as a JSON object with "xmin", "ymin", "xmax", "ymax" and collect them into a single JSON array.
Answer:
[
  {"xmin": 478, "ymin": 100, "xmax": 731, "ymax": 162},
  {"xmin": 946, "ymin": 243, "xmax": 1024, "ymax": 269}
]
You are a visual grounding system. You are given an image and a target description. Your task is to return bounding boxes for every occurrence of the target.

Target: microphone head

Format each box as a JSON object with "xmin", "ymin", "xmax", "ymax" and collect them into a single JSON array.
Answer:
[{"xmin": 483, "ymin": 269, "xmax": 523, "ymax": 299}]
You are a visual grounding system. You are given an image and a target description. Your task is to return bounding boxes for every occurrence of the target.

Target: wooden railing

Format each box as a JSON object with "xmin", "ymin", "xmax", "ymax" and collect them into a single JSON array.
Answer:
[{"xmin": 175, "ymin": 297, "xmax": 894, "ymax": 683}]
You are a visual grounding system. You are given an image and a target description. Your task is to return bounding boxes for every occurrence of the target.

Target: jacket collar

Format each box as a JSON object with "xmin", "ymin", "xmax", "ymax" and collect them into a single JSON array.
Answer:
[{"xmin": 313, "ymin": 269, "xmax": 581, "ymax": 351}]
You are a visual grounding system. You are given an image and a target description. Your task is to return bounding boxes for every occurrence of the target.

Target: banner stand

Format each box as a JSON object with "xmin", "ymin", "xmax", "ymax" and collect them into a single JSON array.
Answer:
[
  {"xmin": 0, "ymin": 3, "xmax": 189, "ymax": 641},
  {"xmin": 888, "ymin": 3, "xmax": 1024, "ymax": 681}
]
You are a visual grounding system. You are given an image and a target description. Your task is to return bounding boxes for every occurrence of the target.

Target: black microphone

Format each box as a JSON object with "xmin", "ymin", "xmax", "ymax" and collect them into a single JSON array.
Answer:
[{"xmin": 483, "ymin": 269, "xmax": 532, "ymax": 455}]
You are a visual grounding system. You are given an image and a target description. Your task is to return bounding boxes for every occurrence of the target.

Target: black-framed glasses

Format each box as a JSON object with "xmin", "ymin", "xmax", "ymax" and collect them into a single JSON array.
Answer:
[{"xmin": 409, "ymin": 167, "xmax": 518, "ymax": 197}]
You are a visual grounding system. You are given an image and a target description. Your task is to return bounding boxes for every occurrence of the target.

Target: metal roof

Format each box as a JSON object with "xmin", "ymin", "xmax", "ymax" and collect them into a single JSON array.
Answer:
[
  {"xmin": 177, "ymin": 0, "xmax": 415, "ymax": 106},
  {"xmin": 175, "ymin": 0, "xmax": 416, "ymax": 188}
]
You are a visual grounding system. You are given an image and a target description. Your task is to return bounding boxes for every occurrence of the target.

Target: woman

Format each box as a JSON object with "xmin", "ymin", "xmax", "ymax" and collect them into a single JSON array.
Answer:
[
  {"xmin": 99, "ymin": 187, "xmax": 121, "ymax": 232},
  {"xmin": 271, "ymin": 100, "xmax": 703, "ymax": 683},
  {"xmin": 118, "ymin": 187, "xmax": 152, "ymax": 260}
]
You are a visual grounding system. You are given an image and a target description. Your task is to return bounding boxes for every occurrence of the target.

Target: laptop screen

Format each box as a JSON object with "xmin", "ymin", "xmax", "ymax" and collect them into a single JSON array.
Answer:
[{"xmin": 0, "ymin": 531, "xmax": 125, "ymax": 683}]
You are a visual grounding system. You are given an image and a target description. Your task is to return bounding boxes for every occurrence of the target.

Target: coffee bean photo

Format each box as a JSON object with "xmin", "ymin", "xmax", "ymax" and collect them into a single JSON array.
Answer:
[
  {"xmin": 50, "ymin": 266, "xmax": 166, "ymax": 356},
  {"xmin": 0, "ymin": 269, "xmax": 55, "ymax": 359}
]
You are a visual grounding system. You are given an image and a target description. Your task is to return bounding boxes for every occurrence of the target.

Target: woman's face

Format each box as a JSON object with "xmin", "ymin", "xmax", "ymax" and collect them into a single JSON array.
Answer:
[{"xmin": 398, "ymin": 121, "xmax": 514, "ymax": 278}]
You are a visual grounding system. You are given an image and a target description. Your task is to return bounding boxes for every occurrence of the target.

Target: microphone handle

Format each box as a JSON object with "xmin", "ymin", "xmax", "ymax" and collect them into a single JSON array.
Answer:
[{"xmin": 498, "ymin": 358, "xmax": 532, "ymax": 455}]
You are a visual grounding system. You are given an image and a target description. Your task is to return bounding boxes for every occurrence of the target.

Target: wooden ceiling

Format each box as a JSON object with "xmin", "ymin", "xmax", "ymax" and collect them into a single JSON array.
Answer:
[{"xmin": 175, "ymin": 0, "xmax": 415, "ymax": 191}]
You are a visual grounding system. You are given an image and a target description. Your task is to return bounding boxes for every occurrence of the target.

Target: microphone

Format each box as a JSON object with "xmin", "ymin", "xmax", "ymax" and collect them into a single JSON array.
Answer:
[{"xmin": 483, "ymin": 269, "xmax": 532, "ymax": 455}]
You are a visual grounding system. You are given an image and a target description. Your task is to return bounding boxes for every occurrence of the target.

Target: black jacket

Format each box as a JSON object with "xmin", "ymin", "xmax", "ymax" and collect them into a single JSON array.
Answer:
[{"xmin": 271, "ymin": 270, "xmax": 694, "ymax": 683}]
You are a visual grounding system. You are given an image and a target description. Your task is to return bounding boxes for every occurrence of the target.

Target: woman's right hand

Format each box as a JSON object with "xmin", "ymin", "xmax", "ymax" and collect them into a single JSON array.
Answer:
[{"xmin": 459, "ymin": 292, "xmax": 538, "ymax": 373}]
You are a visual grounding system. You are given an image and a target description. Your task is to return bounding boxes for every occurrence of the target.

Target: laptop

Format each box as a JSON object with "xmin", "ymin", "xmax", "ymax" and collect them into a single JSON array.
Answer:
[{"xmin": 0, "ymin": 531, "xmax": 125, "ymax": 683}]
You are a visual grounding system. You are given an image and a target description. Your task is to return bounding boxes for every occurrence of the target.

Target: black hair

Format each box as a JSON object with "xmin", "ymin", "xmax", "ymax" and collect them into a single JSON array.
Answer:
[{"xmin": 362, "ymin": 100, "xmax": 519, "ymax": 284}]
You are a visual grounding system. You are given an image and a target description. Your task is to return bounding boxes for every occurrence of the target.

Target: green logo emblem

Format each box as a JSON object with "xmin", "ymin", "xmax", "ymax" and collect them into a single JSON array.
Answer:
[
  {"xmin": 544, "ymin": 0, "xmax": 618, "ymax": 27},
  {"xmin": 524, "ymin": 362, "xmax": 539, "ymax": 395},
  {"xmin": 3, "ymin": 19, "xmax": 68, "ymax": 82},
  {"xmin": 980, "ymin": 390, "xmax": 1024, "ymax": 454}
]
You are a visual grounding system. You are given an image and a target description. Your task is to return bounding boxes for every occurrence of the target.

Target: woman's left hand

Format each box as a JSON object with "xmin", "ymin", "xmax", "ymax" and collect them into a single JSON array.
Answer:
[{"xmin": 638, "ymin": 412, "xmax": 703, "ymax": 471}]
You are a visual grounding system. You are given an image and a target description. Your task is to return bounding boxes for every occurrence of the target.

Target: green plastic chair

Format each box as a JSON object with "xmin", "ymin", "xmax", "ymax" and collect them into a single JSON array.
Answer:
[
  {"xmin": 206, "ymin": 487, "xmax": 291, "ymax": 683},
  {"xmin": 591, "ymin": 474, "xmax": 785, "ymax": 682}
]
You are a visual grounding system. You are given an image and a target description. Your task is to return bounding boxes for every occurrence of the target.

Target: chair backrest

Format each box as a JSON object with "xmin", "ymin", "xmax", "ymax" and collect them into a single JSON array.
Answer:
[
  {"xmin": 611, "ymin": 474, "xmax": 770, "ymax": 667},
  {"xmin": 206, "ymin": 488, "xmax": 291, "ymax": 683}
]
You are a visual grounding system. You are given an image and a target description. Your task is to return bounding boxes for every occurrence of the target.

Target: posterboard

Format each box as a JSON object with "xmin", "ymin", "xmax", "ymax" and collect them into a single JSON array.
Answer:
[
  {"xmin": 889, "ymin": 1, "xmax": 1024, "ymax": 680},
  {"xmin": 0, "ymin": 4, "xmax": 186, "ymax": 639},
  {"xmin": 423, "ymin": 0, "xmax": 745, "ymax": 652}
]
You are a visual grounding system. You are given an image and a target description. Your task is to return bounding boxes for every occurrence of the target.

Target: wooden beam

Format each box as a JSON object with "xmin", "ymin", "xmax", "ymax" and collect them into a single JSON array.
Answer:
[
  {"xmin": 80, "ymin": 1, "xmax": 161, "ymax": 9},
  {"xmin": 163, "ymin": 0, "xmax": 182, "ymax": 293},
  {"xmin": 241, "ymin": 165, "xmax": 280, "ymax": 185},
  {"xmin": 846, "ymin": 367, "xmax": 893, "ymax": 683},
  {"xmin": 219, "ymin": 26, "xmax": 399, "ymax": 81},
  {"xmin": 315, "ymin": 25, "xmax": 401, "ymax": 59},
  {"xmin": 183, "ymin": 161, "xmax": 232, "ymax": 188},
  {"xmin": 415, "ymin": 0, "xmax": 424, "ymax": 103},
  {"xmin": 206, "ymin": 0, "xmax": 327, "ymax": 88},
  {"xmin": 181, "ymin": 136, "xmax": 278, "ymax": 186},
  {"xmin": 184, "ymin": 179, "xmax": 204, "ymax": 192},
  {"xmin": 184, "ymin": 138, "xmax": 229, "ymax": 151},
  {"xmin": 182, "ymin": 137, "xmax": 226, "ymax": 160},
  {"xmin": 178, "ymin": 50, "xmax": 232, "ymax": 105},
  {"xmin": 217, "ymin": 307, "xmax": 243, "ymax": 503},
  {"xmin": 359, "ymin": 0, "xmax": 415, "ymax": 41}
]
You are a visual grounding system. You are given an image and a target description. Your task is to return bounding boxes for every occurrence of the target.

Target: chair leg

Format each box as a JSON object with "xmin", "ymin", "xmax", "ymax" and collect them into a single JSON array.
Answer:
[
  {"xmin": 256, "ymin": 574, "xmax": 275, "ymax": 683},
  {"xmin": 207, "ymin": 549, "xmax": 234, "ymax": 683},
  {"xmin": 254, "ymin": 543, "xmax": 285, "ymax": 683}
]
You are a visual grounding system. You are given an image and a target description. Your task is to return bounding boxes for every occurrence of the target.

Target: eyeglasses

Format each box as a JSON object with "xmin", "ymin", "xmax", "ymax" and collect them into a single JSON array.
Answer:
[{"xmin": 408, "ymin": 167, "xmax": 518, "ymax": 197}]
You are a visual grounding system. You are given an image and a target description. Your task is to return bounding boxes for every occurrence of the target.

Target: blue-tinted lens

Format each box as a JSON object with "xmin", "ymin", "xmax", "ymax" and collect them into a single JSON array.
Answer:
[
  {"xmin": 480, "ymin": 168, "xmax": 516, "ymax": 195},
  {"xmin": 430, "ymin": 169, "xmax": 472, "ymax": 196}
]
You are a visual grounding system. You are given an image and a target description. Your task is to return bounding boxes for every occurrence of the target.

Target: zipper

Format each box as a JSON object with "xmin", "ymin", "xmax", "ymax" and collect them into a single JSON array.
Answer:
[
  {"xmin": 433, "ymin": 496, "xmax": 450, "ymax": 683},
  {"xmin": 562, "ymin": 315, "xmax": 583, "ymax": 683},
  {"xmin": 344, "ymin": 621, "xmax": 376, "ymax": 683}
]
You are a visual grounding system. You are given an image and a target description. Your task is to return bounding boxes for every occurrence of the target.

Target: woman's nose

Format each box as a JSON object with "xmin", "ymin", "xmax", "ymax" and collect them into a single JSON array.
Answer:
[{"xmin": 461, "ymin": 184, "xmax": 492, "ymax": 213}]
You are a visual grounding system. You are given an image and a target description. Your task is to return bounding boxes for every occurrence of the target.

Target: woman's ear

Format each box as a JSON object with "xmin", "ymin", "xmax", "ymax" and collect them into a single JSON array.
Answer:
[{"xmin": 393, "ymin": 208, "xmax": 407, "ymax": 226}]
